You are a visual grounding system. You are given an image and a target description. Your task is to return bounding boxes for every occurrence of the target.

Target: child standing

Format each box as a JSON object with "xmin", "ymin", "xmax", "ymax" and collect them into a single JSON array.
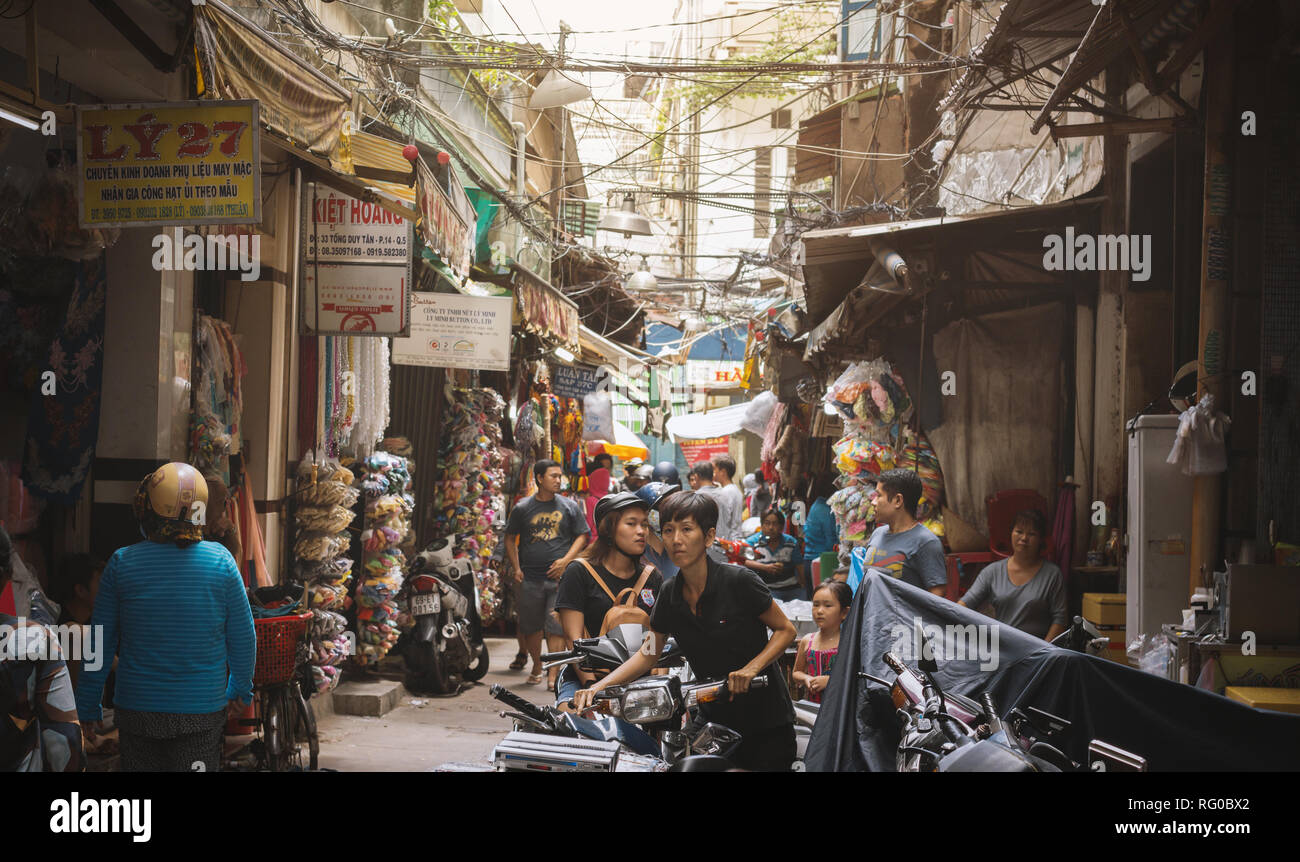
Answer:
[{"xmin": 792, "ymin": 581, "xmax": 852, "ymax": 703}]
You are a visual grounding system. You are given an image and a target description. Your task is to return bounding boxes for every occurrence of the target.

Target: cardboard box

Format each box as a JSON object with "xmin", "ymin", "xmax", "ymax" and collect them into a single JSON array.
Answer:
[
  {"xmin": 1224, "ymin": 687, "xmax": 1300, "ymax": 715},
  {"xmin": 1083, "ymin": 592, "xmax": 1127, "ymax": 627}
]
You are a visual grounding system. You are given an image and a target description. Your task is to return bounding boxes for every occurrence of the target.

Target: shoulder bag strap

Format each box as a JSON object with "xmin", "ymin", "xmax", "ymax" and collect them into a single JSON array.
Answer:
[
  {"xmin": 614, "ymin": 565, "xmax": 656, "ymax": 607},
  {"xmin": 576, "ymin": 558, "xmax": 620, "ymax": 604}
]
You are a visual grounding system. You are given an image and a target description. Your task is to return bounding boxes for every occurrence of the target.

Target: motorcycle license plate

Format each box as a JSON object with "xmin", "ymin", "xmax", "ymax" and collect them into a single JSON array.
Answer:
[{"xmin": 411, "ymin": 592, "xmax": 440, "ymax": 615}]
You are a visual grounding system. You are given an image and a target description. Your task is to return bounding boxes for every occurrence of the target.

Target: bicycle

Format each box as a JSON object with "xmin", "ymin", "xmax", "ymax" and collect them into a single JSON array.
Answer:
[{"xmin": 241, "ymin": 611, "xmax": 320, "ymax": 771}]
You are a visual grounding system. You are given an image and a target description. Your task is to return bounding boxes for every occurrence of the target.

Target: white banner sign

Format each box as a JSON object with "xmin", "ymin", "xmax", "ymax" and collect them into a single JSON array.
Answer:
[
  {"xmin": 302, "ymin": 181, "xmax": 411, "ymax": 335},
  {"xmin": 392, "ymin": 291, "xmax": 512, "ymax": 371}
]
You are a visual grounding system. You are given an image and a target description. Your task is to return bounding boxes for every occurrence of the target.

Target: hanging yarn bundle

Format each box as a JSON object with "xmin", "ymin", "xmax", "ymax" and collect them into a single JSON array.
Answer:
[
  {"xmin": 318, "ymin": 335, "xmax": 391, "ymax": 458},
  {"xmin": 351, "ymin": 448, "xmax": 413, "ymax": 665},
  {"xmin": 293, "ymin": 451, "xmax": 357, "ymax": 694},
  {"xmin": 431, "ymin": 387, "xmax": 507, "ymax": 626}
]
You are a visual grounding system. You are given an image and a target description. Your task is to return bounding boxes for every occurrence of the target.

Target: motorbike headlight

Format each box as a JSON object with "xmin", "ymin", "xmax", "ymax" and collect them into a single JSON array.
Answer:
[{"xmin": 620, "ymin": 687, "xmax": 675, "ymax": 724}]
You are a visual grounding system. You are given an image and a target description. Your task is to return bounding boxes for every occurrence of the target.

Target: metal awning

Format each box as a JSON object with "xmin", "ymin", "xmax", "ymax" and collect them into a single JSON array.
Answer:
[
  {"xmin": 941, "ymin": 0, "xmax": 1202, "ymax": 129},
  {"xmin": 350, "ymin": 131, "xmax": 417, "ymax": 206},
  {"xmin": 799, "ymin": 198, "xmax": 1102, "ymax": 360}
]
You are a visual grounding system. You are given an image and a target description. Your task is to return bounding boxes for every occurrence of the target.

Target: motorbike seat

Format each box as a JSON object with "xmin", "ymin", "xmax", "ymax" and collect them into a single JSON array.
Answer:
[{"xmin": 669, "ymin": 755, "xmax": 734, "ymax": 773}]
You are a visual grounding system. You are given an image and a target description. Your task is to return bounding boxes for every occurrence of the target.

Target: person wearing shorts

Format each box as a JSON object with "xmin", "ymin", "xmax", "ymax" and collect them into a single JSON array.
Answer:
[{"xmin": 504, "ymin": 460, "xmax": 590, "ymax": 688}]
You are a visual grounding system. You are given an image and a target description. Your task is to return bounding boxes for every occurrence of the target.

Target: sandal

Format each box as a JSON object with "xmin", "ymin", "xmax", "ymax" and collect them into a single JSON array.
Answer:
[
  {"xmin": 525, "ymin": 672, "xmax": 544, "ymax": 685},
  {"xmin": 509, "ymin": 652, "xmax": 528, "ymax": 671}
]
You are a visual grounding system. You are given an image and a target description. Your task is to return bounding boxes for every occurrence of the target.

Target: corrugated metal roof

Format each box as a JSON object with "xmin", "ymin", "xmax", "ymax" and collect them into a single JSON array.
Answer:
[{"xmin": 350, "ymin": 131, "xmax": 417, "ymax": 205}]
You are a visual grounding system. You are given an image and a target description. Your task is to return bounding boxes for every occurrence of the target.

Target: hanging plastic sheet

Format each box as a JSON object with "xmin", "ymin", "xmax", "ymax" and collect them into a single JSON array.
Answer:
[{"xmin": 804, "ymin": 571, "xmax": 1300, "ymax": 772}]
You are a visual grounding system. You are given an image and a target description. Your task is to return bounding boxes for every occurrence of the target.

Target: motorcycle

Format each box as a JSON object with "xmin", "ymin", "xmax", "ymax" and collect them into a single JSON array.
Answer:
[
  {"xmin": 487, "ymin": 625, "xmax": 764, "ymax": 771},
  {"xmin": 399, "ymin": 537, "xmax": 489, "ymax": 694},
  {"xmin": 871, "ymin": 635, "xmax": 1146, "ymax": 772}
]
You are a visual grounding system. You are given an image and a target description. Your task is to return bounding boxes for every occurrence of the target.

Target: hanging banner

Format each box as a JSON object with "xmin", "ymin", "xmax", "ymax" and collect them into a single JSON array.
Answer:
[
  {"xmin": 416, "ymin": 160, "xmax": 474, "ymax": 278},
  {"xmin": 194, "ymin": 2, "xmax": 348, "ymax": 164},
  {"xmin": 76, "ymin": 100, "xmax": 260, "ymax": 228},
  {"xmin": 551, "ymin": 362, "xmax": 601, "ymax": 399},
  {"xmin": 686, "ymin": 359, "xmax": 746, "ymax": 389},
  {"xmin": 513, "ymin": 272, "xmax": 579, "ymax": 352},
  {"xmin": 679, "ymin": 436, "xmax": 731, "ymax": 465},
  {"xmin": 392, "ymin": 292, "xmax": 512, "ymax": 371},
  {"xmin": 302, "ymin": 181, "xmax": 412, "ymax": 336}
]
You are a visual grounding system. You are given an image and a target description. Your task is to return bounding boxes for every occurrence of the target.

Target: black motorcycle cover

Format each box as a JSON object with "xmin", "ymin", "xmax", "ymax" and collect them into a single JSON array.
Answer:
[{"xmin": 804, "ymin": 571, "xmax": 1300, "ymax": 772}]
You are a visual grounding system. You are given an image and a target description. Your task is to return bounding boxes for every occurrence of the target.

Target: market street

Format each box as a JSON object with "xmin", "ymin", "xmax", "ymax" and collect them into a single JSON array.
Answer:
[{"xmin": 312, "ymin": 638, "xmax": 529, "ymax": 772}]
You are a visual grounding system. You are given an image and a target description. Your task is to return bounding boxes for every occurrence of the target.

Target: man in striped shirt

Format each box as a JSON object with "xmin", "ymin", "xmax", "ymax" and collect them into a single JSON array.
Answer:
[{"xmin": 75, "ymin": 463, "xmax": 256, "ymax": 772}]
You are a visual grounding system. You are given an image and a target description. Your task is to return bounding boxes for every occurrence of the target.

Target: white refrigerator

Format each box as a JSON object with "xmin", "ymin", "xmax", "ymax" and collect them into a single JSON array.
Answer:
[{"xmin": 1126, "ymin": 414, "xmax": 1196, "ymax": 642}]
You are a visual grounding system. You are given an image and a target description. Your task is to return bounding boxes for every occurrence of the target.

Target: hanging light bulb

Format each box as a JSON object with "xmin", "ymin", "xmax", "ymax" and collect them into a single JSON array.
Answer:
[{"xmin": 626, "ymin": 255, "xmax": 657, "ymax": 291}]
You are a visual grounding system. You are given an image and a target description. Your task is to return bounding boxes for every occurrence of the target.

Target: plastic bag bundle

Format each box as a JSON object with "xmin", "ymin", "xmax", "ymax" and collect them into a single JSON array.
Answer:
[
  {"xmin": 829, "ymin": 480, "xmax": 878, "ymax": 542},
  {"xmin": 477, "ymin": 565, "xmax": 503, "ymax": 626},
  {"xmin": 1167, "ymin": 394, "xmax": 1230, "ymax": 476},
  {"xmin": 823, "ymin": 359, "xmax": 914, "ymax": 439},
  {"xmin": 307, "ymin": 582, "xmax": 348, "ymax": 610},
  {"xmin": 896, "ymin": 429, "xmax": 945, "ymax": 520},
  {"xmin": 296, "ymin": 504, "xmax": 356, "ymax": 534},
  {"xmin": 833, "ymin": 435, "xmax": 896, "ymax": 478},
  {"xmin": 294, "ymin": 532, "xmax": 350, "ymax": 561},
  {"xmin": 296, "ymin": 557, "xmax": 353, "ymax": 585}
]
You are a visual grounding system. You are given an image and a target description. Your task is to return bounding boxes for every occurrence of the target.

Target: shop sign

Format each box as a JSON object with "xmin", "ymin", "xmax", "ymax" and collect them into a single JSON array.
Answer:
[
  {"xmin": 551, "ymin": 362, "xmax": 602, "ymax": 398},
  {"xmin": 686, "ymin": 359, "xmax": 746, "ymax": 389},
  {"xmin": 392, "ymin": 292, "xmax": 512, "ymax": 371},
  {"xmin": 679, "ymin": 436, "xmax": 730, "ymax": 465},
  {"xmin": 302, "ymin": 181, "xmax": 411, "ymax": 336},
  {"xmin": 417, "ymin": 160, "xmax": 474, "ymax": 278},
  {"xmin": 76, "ymin": 100, "xmax": 260, "ymax": 228}
]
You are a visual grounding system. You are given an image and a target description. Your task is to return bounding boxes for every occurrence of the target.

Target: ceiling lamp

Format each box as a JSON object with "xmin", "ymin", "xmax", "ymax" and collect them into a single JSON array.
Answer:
[
  {"xmin": 627, "ymin": 269, "xmax": 658, "ymax": 291},
  {"xmin": 598, "ymin": 194, "xmax": 653, "ymax": 237},
  {"xmin": 528, "ymin": 69, "xmax": 592, "ymax": 110}
]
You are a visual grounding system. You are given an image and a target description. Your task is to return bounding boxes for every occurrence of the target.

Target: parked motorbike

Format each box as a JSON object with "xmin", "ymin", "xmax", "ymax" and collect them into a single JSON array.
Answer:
[
  {"xmin": 872, "ymin": 640, "xmax": 1146, "ymax": 772},
  {"xmin": 399, "ymin": 537, "xmax": 489, "ymax": 694}
]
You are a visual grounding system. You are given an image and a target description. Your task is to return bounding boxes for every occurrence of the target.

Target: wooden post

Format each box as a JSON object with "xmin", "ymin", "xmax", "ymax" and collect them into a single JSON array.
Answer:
[{"xmin": 1190, "ymin": 32, "xmax": 1234, "ymax": 595}]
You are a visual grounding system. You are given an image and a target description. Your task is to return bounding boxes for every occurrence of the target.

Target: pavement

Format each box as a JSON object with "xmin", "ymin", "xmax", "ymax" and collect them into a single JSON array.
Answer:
[{"xmin": 313, "ymin": 637, "xmax": 549, "ymax": 771}]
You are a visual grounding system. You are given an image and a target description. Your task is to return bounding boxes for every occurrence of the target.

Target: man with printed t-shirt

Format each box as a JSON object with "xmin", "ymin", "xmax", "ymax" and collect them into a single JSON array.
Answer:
[
  {"xmin": 505, "ymin": 460, "xmax": 590, "ymax": 688},
  {"xmin": 849, "ymin": 469, "xmax": 947, "ymax": 597}
]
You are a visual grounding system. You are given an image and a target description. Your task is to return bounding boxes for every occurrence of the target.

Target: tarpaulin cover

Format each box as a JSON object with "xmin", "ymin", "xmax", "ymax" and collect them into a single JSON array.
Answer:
[{"xmin": 804, "ymin": 571, "xmax": 1300, "ymax": 772}]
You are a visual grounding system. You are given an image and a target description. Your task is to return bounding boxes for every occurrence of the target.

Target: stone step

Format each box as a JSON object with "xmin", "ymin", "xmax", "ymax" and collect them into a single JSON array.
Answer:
[{"xmin": 329, "ymin": 679, "xmax": 405, "ymax": 717}]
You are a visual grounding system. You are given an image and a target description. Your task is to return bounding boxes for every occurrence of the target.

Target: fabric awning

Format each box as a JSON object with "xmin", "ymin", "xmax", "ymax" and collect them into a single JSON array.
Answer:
[
  {"xmin": 586, "ymin": 421, "xmax": 650, "ymax": 461},
  {"xmin": 511, "ymin": 264, "xmax": 580, "ymax": 352},
  {"xmin": 942, "ymin": 0, "xmax": 1188, "ymax": 123},
  {"xmin": 350, "ymin": 131, "xmax": 417, "ymax": 206},
  {"xmin": 195, "ymin": 1, "xmax": 348, "ymax": 165},
  {"xmin": 666, "ymin": 401, "xmax": 751, "ymax": 442}
]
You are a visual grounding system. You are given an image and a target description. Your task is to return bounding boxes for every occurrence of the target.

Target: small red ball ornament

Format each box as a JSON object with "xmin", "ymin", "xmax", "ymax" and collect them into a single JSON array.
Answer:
[
  {"xmin": 402, "ymin": 144, "xmax": 418, "ymax": 162},
  {"xmin": 436, "ymin": 150, "xmax": 451, "ymax": 165}
]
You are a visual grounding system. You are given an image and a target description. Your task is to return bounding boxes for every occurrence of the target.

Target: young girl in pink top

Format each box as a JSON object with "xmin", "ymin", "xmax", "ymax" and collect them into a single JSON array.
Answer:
[{"xmin": 792, "ymin": 581, "xmax": 852, "ymax": 703}]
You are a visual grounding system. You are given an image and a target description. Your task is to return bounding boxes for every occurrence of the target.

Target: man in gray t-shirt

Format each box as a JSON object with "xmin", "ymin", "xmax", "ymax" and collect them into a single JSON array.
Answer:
[
  {"xmin": 959, "ymin": 559, "xmax": 1068, "ymax": 640},
  {"xmin": 504, "ymin": 461, "xmax": 590, "ymax": 686},
  {"xmin": 846, "ymin": 469, "xmax": 949, "ymax": 596}
]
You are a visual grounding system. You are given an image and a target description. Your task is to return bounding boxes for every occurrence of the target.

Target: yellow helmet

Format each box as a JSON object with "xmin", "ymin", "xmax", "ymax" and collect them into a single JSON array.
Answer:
[{"xmin": 134, "ymin": 463, "xmax": 209, "ymax": 543}]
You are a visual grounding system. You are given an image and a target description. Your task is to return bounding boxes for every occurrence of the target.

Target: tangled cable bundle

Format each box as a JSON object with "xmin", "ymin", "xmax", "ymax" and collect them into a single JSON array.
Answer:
[
  {"xmin": 430, "ymin": 388, "xmax": 508, "ymax": 627},
  {"xmin": 293, "ymin": 451, "xmax": 358, "ymax": 695},
  {"xmin": 351, "ymin": 447, "xmax": 414, "ymax": 666}
]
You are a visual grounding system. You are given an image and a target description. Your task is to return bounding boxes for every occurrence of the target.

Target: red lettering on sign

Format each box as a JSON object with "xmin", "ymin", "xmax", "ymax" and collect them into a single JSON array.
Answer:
[
  {"xmin": 122, "ymin": 113, "xmax": 172, "ymax": 161},
  {"xmin": 84, "ymin": 124, "xmax": 127, "ymax": 161},
  {"xmin": 176, "ymin": 122, "xmax": 212, "ymax": 158},
  {"xmin": 213, "ymin": 120, "xmax": 248, "ymax": 156}
]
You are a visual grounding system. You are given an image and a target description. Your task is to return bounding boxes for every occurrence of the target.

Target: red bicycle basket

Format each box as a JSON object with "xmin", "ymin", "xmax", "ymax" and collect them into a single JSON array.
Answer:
[{"xmin": 253, "ymin": 612, "xmax": 313, "ymax": 686}]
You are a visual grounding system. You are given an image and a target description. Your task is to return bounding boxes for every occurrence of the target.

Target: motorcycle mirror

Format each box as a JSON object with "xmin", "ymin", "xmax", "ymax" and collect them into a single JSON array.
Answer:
[{"xmin": 915, "ymin": 618, "xmax": 939, "ymax": 673}]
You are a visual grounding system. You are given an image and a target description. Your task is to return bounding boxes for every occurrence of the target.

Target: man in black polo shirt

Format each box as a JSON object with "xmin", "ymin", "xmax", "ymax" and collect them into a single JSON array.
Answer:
[{"xmin": 573, "ymin": 491, "xmax": 798, "ymax": 771}]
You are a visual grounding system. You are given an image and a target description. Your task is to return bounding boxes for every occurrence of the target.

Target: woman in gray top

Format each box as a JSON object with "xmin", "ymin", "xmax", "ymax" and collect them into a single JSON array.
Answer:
[{"xmin": 959, "ymin": 510, "xmax": 1068, "ymax": 641}]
